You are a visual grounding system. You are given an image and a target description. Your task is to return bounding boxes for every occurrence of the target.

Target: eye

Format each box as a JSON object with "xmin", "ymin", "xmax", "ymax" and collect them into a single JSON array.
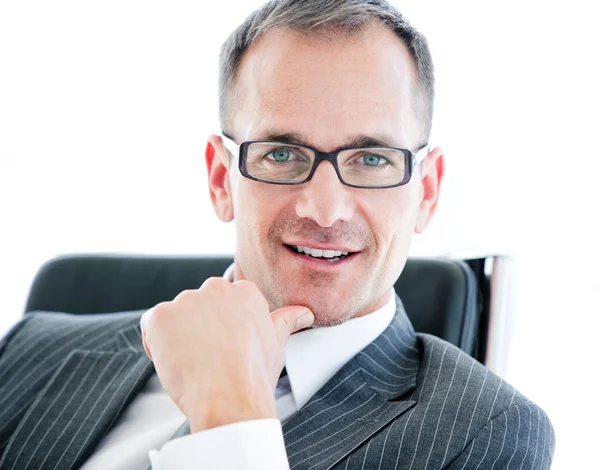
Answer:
[
  {"xmin": 360, "ymin": 153, "xmax": 387, "ymax": 167},
  {"xmin": 267, "ymin": 148, "xmax": 293, "ymax": 162}
]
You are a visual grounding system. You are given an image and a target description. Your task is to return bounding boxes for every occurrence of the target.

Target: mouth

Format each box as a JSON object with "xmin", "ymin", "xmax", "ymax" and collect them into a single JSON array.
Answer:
[{"xmin": 284, "ymin": 244, "xmax": 358, "ymax": 263}]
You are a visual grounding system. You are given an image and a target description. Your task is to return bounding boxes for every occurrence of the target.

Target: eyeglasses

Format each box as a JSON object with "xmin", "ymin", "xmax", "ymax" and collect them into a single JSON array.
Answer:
[{"xmin": 221, "ymin": 132, "xmax": 428, "ymax": 189}]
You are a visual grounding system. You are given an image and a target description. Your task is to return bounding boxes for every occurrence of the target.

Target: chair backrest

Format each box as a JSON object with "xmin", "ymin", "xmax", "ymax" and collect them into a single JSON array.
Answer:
[{"xmin": 24, "ymin": 254, "xmax": 500, "ymax": 365}]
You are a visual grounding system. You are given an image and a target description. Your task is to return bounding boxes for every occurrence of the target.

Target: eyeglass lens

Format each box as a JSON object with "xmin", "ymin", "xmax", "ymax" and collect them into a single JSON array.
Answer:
[{"xmin": 244, "ymin": 142, "xmax": 407, "ymax": 187}]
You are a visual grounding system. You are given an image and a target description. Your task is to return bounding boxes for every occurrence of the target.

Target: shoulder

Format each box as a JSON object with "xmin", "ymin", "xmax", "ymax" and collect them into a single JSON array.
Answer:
[
  {"xmin": 416, "ymin": 333, "xmax": 525, "ymax": 409},
  {"xmin": 24, "ymin": 309, "xmax": 144, "ymax": 329},
  {"xmin": 412, "ymin": 333, "xmax": 555, "ymax": 467},
  {"xmin": 0, "ymin": 310, "xmax": 145, "ymax": 360}
]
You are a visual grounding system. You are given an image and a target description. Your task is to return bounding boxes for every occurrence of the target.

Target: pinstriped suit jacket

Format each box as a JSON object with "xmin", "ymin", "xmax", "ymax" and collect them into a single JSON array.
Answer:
[{"xmin": 0, "ymin": 296, "xmax": 554, "ymax": 469}]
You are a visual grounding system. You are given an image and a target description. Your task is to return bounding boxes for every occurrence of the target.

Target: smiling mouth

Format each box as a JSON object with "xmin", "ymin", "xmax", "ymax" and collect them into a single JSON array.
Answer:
[{"xmin": 285, "ymin": 244, "xmax": 357, "ymax": 263}]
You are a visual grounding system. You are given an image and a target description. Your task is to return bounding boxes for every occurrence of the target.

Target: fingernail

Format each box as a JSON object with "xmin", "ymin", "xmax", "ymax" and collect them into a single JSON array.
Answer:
[{"xmin": 296, "ymin": 311, "xmax": 314, "ymax": 330}]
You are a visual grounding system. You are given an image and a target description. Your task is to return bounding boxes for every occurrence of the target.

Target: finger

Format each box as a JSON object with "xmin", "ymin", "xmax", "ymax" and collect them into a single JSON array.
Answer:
[
  {"xmin": 271, "ymin": 306, "xmax": 314, "ymax": 345},
  {"xmin": 140, "ymin": 309, "xmax": 153, "ymax": 361}
]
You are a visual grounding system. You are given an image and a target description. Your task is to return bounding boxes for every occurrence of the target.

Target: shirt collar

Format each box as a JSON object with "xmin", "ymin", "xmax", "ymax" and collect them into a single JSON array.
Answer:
[
  {"xmin": 223, "ymin": 264, "xmax": 397, "ymax": 410},
  {"xmin": 285, "ymin": 291, "xmax": 396, "ymax": 409}
]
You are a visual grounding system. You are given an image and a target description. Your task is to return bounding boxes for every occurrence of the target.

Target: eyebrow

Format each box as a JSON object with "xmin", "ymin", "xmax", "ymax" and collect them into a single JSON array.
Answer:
[{"xmin": 255, "ymin": 131, "xmax": 402, "ymax": 150}]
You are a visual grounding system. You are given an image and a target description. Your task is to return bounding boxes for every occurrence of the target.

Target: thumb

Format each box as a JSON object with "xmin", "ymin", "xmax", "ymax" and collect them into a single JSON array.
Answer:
[{"xmin": 271, "ymin": 306, "xmax": 314, "ymax": 344}]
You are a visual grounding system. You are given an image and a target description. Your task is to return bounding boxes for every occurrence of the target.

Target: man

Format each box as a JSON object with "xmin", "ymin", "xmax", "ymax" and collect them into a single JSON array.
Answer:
[{"xmin": 0, "ymin": 0, "xmax": 554, "ymax": 468}]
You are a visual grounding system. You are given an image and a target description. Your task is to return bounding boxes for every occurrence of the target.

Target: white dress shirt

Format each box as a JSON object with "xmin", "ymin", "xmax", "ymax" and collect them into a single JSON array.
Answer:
[{"xmin": 81, "ymin": 291, "xmax": 396, "ymax": 469}]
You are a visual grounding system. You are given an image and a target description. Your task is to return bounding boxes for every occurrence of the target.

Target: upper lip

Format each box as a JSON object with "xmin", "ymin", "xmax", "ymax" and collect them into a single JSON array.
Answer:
[{"xmin": 284, "ymin": 242, "xmax": 360, "ymax": 253}]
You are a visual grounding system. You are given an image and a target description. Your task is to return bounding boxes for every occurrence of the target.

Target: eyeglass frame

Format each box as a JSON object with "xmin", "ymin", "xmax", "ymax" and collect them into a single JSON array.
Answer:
[{"xmin": 220, "ymin": 131, "xmax": 429, "ymax": 189}]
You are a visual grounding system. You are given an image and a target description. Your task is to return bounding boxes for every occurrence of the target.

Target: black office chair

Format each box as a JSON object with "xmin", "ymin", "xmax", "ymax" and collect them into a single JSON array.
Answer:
[{"xmin": 23, "ymin": 254, "xmax": 511, "ymax": 371}]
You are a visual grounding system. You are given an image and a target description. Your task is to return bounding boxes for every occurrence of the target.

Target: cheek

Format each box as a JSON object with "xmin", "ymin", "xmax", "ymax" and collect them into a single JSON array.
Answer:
[
  {"xmin": 234, "ymin": 182, "xmax": 288, "ymax": 244},
  {"xmin": 374, "ymin": 206, "xmax": 418, "ymax": 284},
  {"xmin": 362, "ymin": 188, "xmax": 420, "ymax": 252}
]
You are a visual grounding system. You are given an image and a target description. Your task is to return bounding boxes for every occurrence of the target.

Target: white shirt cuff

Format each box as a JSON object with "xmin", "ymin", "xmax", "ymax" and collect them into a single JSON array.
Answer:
[{"xmin": 148, "ymin": 419, "xmax": 290, "ymax": 470}]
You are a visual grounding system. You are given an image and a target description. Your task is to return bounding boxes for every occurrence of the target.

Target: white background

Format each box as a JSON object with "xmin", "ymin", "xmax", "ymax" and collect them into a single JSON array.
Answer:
[{"xmin": 0, "ymin": 1, "xmax": 598, "ymax": 467}]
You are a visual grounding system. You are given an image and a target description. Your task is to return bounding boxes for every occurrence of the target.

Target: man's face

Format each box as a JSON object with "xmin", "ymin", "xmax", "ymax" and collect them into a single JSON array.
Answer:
[{"xmin": 207, "ymin": 24, "xmax": 443, "ymax": 326}]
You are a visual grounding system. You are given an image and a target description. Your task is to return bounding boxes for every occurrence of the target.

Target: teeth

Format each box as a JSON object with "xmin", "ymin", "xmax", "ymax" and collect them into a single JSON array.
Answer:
[{"xmin": 294, "ymin": 245, "xmax": 350, "ymax": 258}]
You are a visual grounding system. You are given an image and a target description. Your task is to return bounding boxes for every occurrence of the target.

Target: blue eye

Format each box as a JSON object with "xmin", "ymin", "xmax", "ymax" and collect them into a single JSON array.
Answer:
[
  {"xmin": 269, "ymin": 149, "xmax": 291, "ymax": 162},
  {"xmin": 362, "ymin": 154, "xmax": 385, "ymax": 166}
]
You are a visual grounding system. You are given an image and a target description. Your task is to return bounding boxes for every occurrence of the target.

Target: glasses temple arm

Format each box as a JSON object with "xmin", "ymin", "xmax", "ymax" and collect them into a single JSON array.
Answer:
[
  {"xmin": 414, "ymin": 145, "xmax": 430, "ymax": 166},
  {"xmin": 220, "ymin": 132, "xmax": 240, "ymax": 158}
]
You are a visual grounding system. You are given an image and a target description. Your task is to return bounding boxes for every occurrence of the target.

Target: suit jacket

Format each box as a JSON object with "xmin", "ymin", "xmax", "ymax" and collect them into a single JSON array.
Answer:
[{"xmin": 0, "ymin": 297, "xmax": 554, "ymax": 469}]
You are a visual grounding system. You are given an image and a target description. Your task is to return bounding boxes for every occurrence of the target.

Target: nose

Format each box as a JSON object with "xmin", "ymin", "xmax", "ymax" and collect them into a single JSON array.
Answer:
[{"xmin": 295, "ymin": 161, "xmax": 355, "ymax": 227}]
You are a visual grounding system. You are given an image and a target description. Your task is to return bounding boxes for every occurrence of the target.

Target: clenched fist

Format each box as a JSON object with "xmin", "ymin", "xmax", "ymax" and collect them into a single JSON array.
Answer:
[{"xmin": 140, "ymin": 277, "xmax": 314, "ymax": 433}]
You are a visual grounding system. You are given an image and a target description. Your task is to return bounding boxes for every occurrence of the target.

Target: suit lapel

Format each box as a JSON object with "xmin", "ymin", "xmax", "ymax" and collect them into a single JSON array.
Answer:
[
  {"xmin": 282, "ymin": 362, "xmax": 416, "ymax": 470},
  {"xmin": 0, "ymin": 322, "xmax": 154, "ymax": 470},
  {"xmin": 282, "ymin": 296, "xmax": 421, "ymax": 469},
  {"xmin": 116, "ymin": 322, "xmax": 147, "ymax": 353}
]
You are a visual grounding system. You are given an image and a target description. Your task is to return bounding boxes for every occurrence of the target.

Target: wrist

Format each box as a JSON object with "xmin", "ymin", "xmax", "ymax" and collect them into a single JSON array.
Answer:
[{"xmin": 188, "ymin": 391, "xmax": 277, "ymax": 433}]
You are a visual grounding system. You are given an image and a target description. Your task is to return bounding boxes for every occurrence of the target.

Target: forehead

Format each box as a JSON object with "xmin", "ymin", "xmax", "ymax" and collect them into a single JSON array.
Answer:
[{"xmin": 231, "ymin": 23, "xmax": 420, "ymax": 150}]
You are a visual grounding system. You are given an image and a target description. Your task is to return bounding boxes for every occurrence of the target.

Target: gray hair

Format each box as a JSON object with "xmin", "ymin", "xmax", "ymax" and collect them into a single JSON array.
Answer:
[{"xmin": 219, "ymin": 0, "xmax": 435, "ymax": 142}]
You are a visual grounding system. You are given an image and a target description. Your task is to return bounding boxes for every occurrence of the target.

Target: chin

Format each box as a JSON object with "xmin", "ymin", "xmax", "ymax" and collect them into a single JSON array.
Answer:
[
  {"xmin": 256, "ymin": 268, "xmax": 378, "ymax": 327},
  {"xmin": 311, "ymin": 312, "xmax": 352, "ymax": 328},
  {"xmin": 281, "ymin": 292, "xmax": 364, "ymax": 328}
]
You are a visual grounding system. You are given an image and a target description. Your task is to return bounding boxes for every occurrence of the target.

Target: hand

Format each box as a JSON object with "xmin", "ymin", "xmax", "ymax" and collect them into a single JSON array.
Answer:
[{"xmin": 140, "ymin": 277, "xmax": 314, "ymax": 433}]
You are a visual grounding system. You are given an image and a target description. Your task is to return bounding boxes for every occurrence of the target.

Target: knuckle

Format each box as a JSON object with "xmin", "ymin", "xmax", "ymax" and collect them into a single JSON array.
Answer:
[
  {"xmin": 149, "ymin": 302, "xmax": 171, "ymax": 324},
  {"xmin": 201, "ymin": 276, "xmax": 228, "ymax": 291},
  {"xmin": 281, "ymin": 315, "xmax": 294, "ymax": 331},
  {"xmin": 173, "ymin": 288, "xmax": 199, "ymax": 303}
]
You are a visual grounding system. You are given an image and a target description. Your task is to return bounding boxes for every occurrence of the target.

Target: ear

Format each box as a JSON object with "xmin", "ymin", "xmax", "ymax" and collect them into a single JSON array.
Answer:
[
  {"xmin": 205, "ymin": 134, "xmax": 234, "ymax": 222},
  {"xmin": 414, "ymin": 147, "xmax": 445, "ymax": 234}
]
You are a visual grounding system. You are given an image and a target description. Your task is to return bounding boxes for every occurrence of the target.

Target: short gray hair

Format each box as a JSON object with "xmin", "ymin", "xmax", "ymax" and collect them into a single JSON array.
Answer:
[{"xmin": 219, "ymin": 0, "xmax": 435, "ymax": 142}]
